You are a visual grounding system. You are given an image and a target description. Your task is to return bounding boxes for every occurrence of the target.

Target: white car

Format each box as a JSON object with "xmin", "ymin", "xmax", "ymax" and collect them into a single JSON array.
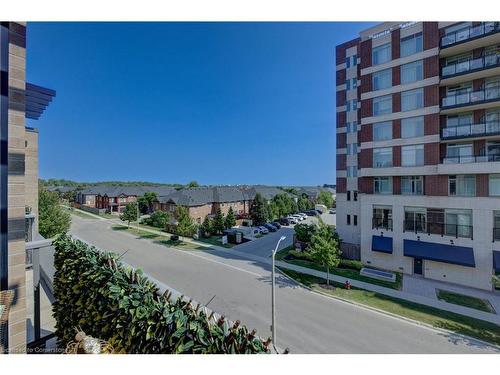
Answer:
[
  {"xmin": 287, "ymin": 216, "xmax": 298, "ymax": 224},
  {"xmin": 298, "ymin": 213, "xmax": 308, "ymax": 220},
  {"xmin": 258, "ymin": 226, "xmax": 269, "ymax": 234},
  {"xmin": 292, "ymin": 214, "xmax": 304, "ymax": 221}
]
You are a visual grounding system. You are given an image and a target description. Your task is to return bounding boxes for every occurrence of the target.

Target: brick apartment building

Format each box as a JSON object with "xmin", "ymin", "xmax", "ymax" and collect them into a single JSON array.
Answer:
[
  {"xmin": 336, "ymin": 21, "xmax": 500, "ymax": 290},
  {"xmin": 1, "ymin": 22, "xmax": 56, "ymax": 352}
]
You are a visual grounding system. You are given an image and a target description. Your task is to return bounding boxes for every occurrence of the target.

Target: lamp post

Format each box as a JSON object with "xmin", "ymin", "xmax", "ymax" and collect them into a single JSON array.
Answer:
[{"xmin": 271, "ymin": 235, "xmax": 286, "ymax": 349}]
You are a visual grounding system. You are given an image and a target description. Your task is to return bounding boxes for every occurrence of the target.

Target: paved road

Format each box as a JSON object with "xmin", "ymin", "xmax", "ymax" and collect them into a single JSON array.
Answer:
[{"xmin": 69, "ymin": 215, "xmax": 499, "ymax": 354}]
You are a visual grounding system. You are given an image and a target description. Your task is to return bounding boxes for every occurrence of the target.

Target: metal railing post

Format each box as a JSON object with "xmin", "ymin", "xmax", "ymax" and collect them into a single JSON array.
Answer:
[{"xmin": 32, "ymin": 247, "xmax": 41, "ymax": 341}]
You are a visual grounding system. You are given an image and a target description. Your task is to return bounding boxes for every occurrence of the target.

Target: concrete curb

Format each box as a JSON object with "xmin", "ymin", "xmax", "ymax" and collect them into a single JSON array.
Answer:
[{"xmin": 276, "ymin": 266, "xmax": 500, "ymax": 352}]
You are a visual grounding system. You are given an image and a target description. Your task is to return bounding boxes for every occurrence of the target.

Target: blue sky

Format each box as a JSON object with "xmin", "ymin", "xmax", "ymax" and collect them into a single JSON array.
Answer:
[{"xmin": 27, "ymin": 22, "xmax": 374, "ymax": 186}]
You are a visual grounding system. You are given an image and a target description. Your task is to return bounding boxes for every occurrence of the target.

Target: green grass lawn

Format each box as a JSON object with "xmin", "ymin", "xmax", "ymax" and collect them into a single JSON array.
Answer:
[
  {"xmin": 111, "ymin": 225, "xmax": 205, "ymax": 250},
  {"xmin": 275, "ymin": 247, "xmax": 402, "ymax": 290},
  {"xmin": 196, "ymin": 235, "xmax": 234, "ymax": 248},
  {"xmin": 280, "ymin": 268, "xmax": 500, "ymax": 346},
  {"xmin": 437, "ymin": 289, "xmax": 496, "ymax": 314},
  {"xmin": 63, "ymin": 206, "xmax": 96, "ymax": 220}
]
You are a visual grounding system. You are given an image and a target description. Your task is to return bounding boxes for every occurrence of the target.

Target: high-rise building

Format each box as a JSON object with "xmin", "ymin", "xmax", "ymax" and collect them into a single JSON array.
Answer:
[
  {"xmin": 1, "ymin": 22, "xmax": 55, "ymax": 353},
  {"xmin": 336, "ymin": 22, "xmax": 500, "ymax": 290}
]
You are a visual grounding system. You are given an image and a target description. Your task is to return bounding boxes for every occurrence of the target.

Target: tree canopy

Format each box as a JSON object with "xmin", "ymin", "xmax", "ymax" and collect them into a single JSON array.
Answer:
[
  {"xmin": 143, "ymin": 210, "xmax": 170, "ymax": 229},
  {"xmin": 39, "ymin": 188, "xmax": 71, "ymax": 238},
  {"xmin": 250, "ymin": 193, "xmax": 268, "ymax": 225},
  {"xmin": 308, "ymin": 219, "xmax": 341, "ymax": 285},
  {"xmin": 120, "ymin": 202, "xmax": 138, "ymax": 227},
  {"xmin": 213, "ymin": 208, "xmax": 225, "ymax": 234},
  {"xmin": 224, "ymin": 207, "xmax": 236, "ymax": 229},
  {"xmin": 175, "ymin": 206, "xmax": 196, "ymax": 237},
  {"xmin": 137, "ymin": 191, "xmax": 158, "ymax": 214},
  {"xmin": 317, "ymin": 191, "xmax": 334, "ymax": 208}
]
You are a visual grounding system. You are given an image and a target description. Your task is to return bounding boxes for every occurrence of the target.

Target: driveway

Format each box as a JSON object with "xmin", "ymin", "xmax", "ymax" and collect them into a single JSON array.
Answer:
[
  {"xmin": 232, "ymin": 227, "xmax": 295, "ymax": 257},
  {"xmin": 67, "ymin": 214, "xmax": 499, "ymax": 354}
]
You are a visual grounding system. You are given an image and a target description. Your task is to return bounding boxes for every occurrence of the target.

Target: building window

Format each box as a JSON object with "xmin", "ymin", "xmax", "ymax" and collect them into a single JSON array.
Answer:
[
  {"xmin": 401, "ymin": 60, "xmax": 423, "ymax": 84},
  {"xmin": 402, "ymin": 144, "xmax": 424, "ymax": 166},
  {"xmin": 346, "ymin": 55, "xmax": 357, "ymax": 68},
  {"xmin": 347, "ymin": 143, "xmax": 358, "ymax": 155},
  {"xmin": 494, "ymin": 211, "xmax": 500, "ymax": 241},
  {"xmin": 445, "ymin": 143, "xmax": 473, "ymax": 163},
  {"xmin": 490, "ymin": 174, "xmax": 500, "ymax": 196},
  {"xmin": 401, "ymin": 88, "xmax": 424, "ymax": 112},
  {"xmin": 372, "ymin": 43, "xmax": 391, "ymax": 65},
  {"xmin": 346, "ymin": 99, "xmax": 358, "ymax": 112},
  {"xmin": 373, "ymin": 121, "xmax": 392, "ymax": 141},
  {"xmin": 346, "ymin": 78, "xmax": 357, "ymax": 90},
  {"xmin": 372, "ymin": 205, "xmax": 392, "ymax": 230},
  {"xmin": 372, "ymin": 68, "xmax": 392, "ymax": 91},
  {"xmin": 347, "ymin": 121, "xmax": 357, "ymax": 133},
  {"xmin": 400, "ymin": 32, "xmax": 423, "ymax": 57},
  {"xmin": 449, "ymin": 175, "xmax": 476, "ymax": 196},
  {"xmin": 404, "ymin": 206, "xmax": 427, "ymax": 233},
  {"xmin": 347, "ymin": 215, "xmax": 351, "ymax": 225},
  {"xmin": 373, "ymin": 95, "xmax": 392, "ymax": 116},
  {"xmin": 353, "ymin": 215, "xmax": 358, "ymax": 226},
  {"xmin": 401, "ymin": 116, "xmax": 424, "ymax": 139},
  {"xmin": 445, "ymin": 209, "xmax": 473, "ymax": 238},
  {"xmin": 354, "ymin": 191, "xmax": 358, "ymax": 201},
  {"xmin": 347, "ymin": 166, "xmax": 358, "ymax": 177},
  {"xmin": 374, "ymin": 177, "xmax": 393, "ymax": 194},
  {"xmin": 347, "ymin": 191, "xmax": 351, "ymax": 201},
  {"xmin": 373, "ymin": 147, "xmax": 393, "ymax": 168},
  {"xmin": 401, "ymin": 176, "xmax": 424, "ymax": 195}
]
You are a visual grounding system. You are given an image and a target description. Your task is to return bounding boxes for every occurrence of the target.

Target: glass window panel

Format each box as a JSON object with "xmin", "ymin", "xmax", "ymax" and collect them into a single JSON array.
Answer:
[
  {"xmin": 401, "ymin": 144, "xmax": 424, "ymax": 166},
  {"xmin": 372, "ymin": 68, "xmax": 392, "ymax": 91},
  {"xmin": 401, "ymin": 116, "xmax": 424, "ymax": 138},
  {"xmin": 373, "ymin": 121, "xmax": 392, "ymax": 141},
  {"xmin": 372, "ymin": 43, "xmax": 391, "ymax": 65},
  {"xmin": 401, "ymin": 60, "xmax": 423, "ymax": 84},
  {"xmin": 401, "ymin": 88, "xmax": 424, "ymax": 112},
  {"xmin": 373, "ymin": 147, "xmax": 393, "ymax": 168},
  {"xmin": 400, "ymin": 33, "xmax": 423, "ymax": 57},
  {"xmin": 373, "ymin": 95, "xmax": 392, "ymax": 116}
]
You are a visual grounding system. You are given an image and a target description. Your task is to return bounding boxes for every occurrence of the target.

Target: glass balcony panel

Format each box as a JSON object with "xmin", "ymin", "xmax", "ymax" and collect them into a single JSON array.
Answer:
[{"xmin": 441, "ymin": 22, "xmax": 499, "ymax": 47}]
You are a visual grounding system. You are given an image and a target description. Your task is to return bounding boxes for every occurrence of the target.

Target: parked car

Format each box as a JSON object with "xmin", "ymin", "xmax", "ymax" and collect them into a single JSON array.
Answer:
[
  {"xmin": 329, "ymin": 209, "xmax": 336, "ymax": 214},
  {"xmin": 258, "ymin": 226, "xmax": 269, "ymax": 234},
  {"xmin": 264, "ymin": 223, "xmax": 277, "ymax": 232},
  {"xmin": 279, "ymin": 217, "xmax": 290, "ymax": 226},
  {"xmin": 287, "ymin": 216, "xmax": 298, "ymax": 224},
  {"xmin": 291, "ymin": 214, "xmax": 304, "ymax": 221},
  {"xmin": 305, "ymin": 210, "xmax": 317, "ymax": 216},
  {"xmin": 271, "ymin": 221, "xmax": 282, "ymax": 229},
  {"xmin": 298, "ymin": 212, "xmax": 308, "ymax": 219}
]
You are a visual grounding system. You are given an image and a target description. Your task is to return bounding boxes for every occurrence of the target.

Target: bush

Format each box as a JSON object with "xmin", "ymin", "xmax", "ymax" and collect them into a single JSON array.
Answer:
[
  {"xmin": 52, "ymin": 234, "xmax": 270, "ymax": 354},
  {"xmin": 339, "ymin": 259, "xmax": 363, "ymax": 271},
  {"xmin": 143, "ymin": 210, "xmax": 170, "ymax": 229}
]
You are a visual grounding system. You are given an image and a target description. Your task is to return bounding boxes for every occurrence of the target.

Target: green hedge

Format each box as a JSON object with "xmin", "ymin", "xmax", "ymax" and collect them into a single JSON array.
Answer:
[{"xmin": 52, "ymin": 234, "xmax": 270, "ymax": 354}]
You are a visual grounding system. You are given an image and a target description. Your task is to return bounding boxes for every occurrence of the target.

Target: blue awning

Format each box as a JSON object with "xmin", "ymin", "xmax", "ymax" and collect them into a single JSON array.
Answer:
[
  {"xmin": 493, "ymin": 251, "xmax": 500, "ymax": 272},
  {"xmin": 403, "ymin": 239, "xmax": 475, "ymax": 268},
  {"xmin": 372, "ymin": 235, "xmax": 393, "ymax": 254},
  {"xmin": 26, "ymin": 83, "xmax": 56, "ymax": 120}
]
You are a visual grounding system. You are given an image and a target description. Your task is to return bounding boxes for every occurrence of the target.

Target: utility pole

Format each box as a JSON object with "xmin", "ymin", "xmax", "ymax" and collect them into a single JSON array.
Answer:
[{"xmin": 271, "ymin": 235, "xmax": 286, "ymax": 349}]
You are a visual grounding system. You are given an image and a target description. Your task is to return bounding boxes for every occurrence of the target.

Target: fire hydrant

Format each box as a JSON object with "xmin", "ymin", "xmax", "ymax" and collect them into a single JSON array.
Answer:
[{"xmin": 344, "ymin": 280, "xmax": 351, "ymax": 290}]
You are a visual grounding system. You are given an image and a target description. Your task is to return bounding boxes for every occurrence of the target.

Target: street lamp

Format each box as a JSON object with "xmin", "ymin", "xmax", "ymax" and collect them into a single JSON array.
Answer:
[{"xmin": 271, "ymin": 235, "xmax": 286, "ymax": 349}]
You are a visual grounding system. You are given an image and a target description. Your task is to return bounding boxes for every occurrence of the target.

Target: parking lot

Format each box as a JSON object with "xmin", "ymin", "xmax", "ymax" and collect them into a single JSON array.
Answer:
[{"xmin": 232, "ymin": 212, "xmax": 336, "ymax": 257}]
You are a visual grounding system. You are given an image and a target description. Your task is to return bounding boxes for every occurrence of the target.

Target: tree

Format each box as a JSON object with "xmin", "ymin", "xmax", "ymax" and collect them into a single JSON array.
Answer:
[
  {"xmin": 297, "ymin": 195, "xmax": 313, "ymax": 211},
  {"xmin": 137, "ymin": 191, "xmax": 158, "ymax": 214},
  {"xmin": 201, "ymin": 216, "xmax": 213, "ymax": 237},
  {"xmin": 120, "ymin": 202, "xmax": 138, "ymax": 228},
  {"xmin": 224, "ymin": 207, "xmax": 236, "ymax": 229},
  {"xmin": 144, "ymin": 210, "xmax": 170, "ymax": 229},
  {"xmin": 39, "ymin": 188, "xmax": 71, "ymax": 238},
  {"xmin": 294, "ymin": 223, "xmax": 317, "ymax": 243},
  {"xmin": 317, "ymin": 191, "xmax": 334, "ymax": 208},
  {"xmin": 213, "ymin": 208, "xmax": 225, "ymax": 234},
  {"xmin": 250, "ymin": 193, "xmax": 268, "ymax": 225},
  {"xmin": 175, "ymin": 206, "xmax": 196, "ymax": 237},
  {"xmin": 187, "ymin": 181, "xmax": 199, "ymax": 188},
  {"xmin": 308, "ymin": 219, "xmax": 341, "ymax": 285}
]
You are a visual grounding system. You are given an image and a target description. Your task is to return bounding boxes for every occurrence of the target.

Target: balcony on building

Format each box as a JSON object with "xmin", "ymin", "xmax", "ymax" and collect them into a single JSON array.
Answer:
[
  {"xmin": 438, "ymin": 153, "xmax": 500, "ymax": 174},
  {"xmin": 441, "ymin": 52, "xmax": 500, "ymax": 86},
  {"xmin": 440, "ymin": 22, "xmax": 500, "ymax": 57},
  {"xmin": 441, "ymin": 84, "xmax": 500, "ymax": 114},
  {"xmin": 441, "ymin": 119, "xmax": 500, "ymax": 141},
  {"xmin": 403, "ymin": 219, "xmax": 473, "ymax": 239}
]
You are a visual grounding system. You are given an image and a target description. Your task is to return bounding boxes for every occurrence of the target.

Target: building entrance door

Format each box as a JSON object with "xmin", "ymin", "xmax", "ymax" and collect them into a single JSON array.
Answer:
[{"xmin": 413, "ymin": 258, "xmax": 423, "ymax": 275}]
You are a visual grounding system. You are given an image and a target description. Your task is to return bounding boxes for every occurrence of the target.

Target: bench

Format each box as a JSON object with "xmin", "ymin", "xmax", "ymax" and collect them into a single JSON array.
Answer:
[{"xmin": 360, "ymin": 267, "xmax": 396, "ymax": 283}]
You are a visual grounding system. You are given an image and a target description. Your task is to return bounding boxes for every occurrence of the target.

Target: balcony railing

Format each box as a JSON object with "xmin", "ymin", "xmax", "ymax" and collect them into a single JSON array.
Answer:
[
  {"xmin": 372, "ymin": 217, "xmax": 393, "ymax": 231},
  {"xmin": 403, "ymin": 220, "xmax": 473, "ymax": 239},
  {"xmin": 441, "ymin": 53, "xmax": 500, "ymax": 78},
  {"xmin": 441, "ymin": 154, "xmax": 500, "ymax": 164},
  {"xmin": 441, "ymin": 120, "xmax": 500, "ymax": 139},
  {"xmin": 441, "ymin": 22, "xmax": 500, "ymax": 48},
  {"xmin": 442, "ymin": 86, "xmax": 500, "ymax": 108}
]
